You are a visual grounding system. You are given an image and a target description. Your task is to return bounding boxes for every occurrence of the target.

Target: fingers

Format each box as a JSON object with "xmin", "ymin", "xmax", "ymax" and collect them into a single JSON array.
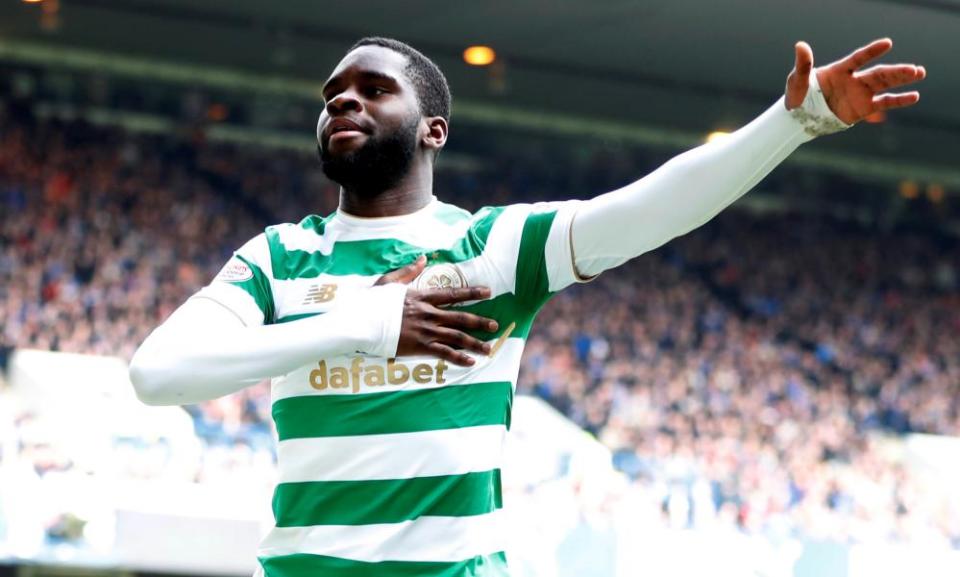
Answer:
[
  {"xmin": 842, "ymin": 38, "xmax": 893, "ymax": 71},
  {"xmin": 794, "ymin": 41, "xmax": 814, "ymax": 77},
  {"xmin": 430, "ymin": 326, "xmax": 493, "ymax": 356},
  {"xmin": 436, "ymin": 308, "xmax": 499, "ymax": 333},
  {"xmin": 785, "ymin": 41, "xmax": 814, "ymax": 110},
  {"xmin": 421, "ymin": 286, "xmax": 492, "ymax": 306},
  {"xmin": 873, "ymin": 91, "xmax": 920, "ymax": 111},
  {"xmin": 396, "ymin": 285, "xmax": 499, "ymax": 364},
  {"xmin": 854, "ymin": 64, "xmax": 926, "ymax": 92},
  {"xmin": 374, "ymin": 255, "xmax": 426, "ymax": 286},
  {"xmin": 425, "ymin": 342, "xmax": 477, "ymax": 366}
]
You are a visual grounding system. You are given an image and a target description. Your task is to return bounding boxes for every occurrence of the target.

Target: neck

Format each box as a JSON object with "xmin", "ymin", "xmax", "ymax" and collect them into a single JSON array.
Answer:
[{"xmin": 338, "ymin": 160, "xmax": 434, "ymax": 217}]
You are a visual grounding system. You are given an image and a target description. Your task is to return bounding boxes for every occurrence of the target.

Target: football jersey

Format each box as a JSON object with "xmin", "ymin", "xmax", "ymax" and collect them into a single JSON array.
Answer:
[{"xmin": 194, "ymin": 195, "xmax": 587, "ymax": 577}]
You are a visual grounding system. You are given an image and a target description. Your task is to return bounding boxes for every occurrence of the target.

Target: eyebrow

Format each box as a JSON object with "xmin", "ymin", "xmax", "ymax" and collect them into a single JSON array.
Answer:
[{"xmin": 321, "ymin": 70, "xmax": 400, "ymax": 97}]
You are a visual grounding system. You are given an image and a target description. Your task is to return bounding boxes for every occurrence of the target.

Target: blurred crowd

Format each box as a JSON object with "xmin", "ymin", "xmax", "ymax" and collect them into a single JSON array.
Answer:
[
  {"xmin": 1, "ymin": 94, "xmax": 959, "ymax": 551},
  {"xmin": 522, "ymin": 214, "xmax": 960, "ymax": 547}
]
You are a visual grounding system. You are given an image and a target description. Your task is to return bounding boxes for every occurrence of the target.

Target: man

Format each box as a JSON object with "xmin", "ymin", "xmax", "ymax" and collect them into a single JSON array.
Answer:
[{"xmin": 130, "ymin": 37, "xmax": 925, "ymax": 576}]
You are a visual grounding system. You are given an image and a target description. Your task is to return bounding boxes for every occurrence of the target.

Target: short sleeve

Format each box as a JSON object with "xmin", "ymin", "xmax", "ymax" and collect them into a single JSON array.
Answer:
[{"xmin": 191, "ymin": 233, "xmax": 276, "ymax": 326}]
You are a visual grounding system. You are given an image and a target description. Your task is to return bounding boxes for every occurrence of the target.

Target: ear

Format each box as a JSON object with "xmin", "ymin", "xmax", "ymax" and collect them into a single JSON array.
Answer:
[{"xmin": 421, "ymin": 116, "xmax": 448, "ymax": 154}]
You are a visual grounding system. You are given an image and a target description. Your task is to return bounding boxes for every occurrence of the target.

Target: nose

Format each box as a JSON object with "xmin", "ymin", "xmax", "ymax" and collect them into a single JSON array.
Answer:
[{"xmin": 325, "ymin": 88, "xmax": 363, "ymax": 116}]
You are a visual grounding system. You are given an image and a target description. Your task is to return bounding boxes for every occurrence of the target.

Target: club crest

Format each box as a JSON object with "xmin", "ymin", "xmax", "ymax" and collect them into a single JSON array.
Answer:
[{"xmin": 415, "ymin": 262, "xmax": 467, "ymax": 290}]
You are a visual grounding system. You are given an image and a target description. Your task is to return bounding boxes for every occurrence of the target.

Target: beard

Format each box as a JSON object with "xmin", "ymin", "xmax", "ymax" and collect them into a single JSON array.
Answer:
[{"xmin": 319, "ymin": 114, "xmax": 419, "ymax": 194}]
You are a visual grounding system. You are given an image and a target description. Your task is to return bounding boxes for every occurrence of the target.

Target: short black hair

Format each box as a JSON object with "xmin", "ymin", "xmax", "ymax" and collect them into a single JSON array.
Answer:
[{"xmin": 350, "ymin": 37, "xmax": 451, "ymax": 124}]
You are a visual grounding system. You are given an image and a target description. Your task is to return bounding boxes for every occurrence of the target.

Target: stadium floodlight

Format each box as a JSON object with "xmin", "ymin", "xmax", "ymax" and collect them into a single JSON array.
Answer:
[{"xmin": 463, "ymin": 45, "xmax": 496, "ymax": 66}]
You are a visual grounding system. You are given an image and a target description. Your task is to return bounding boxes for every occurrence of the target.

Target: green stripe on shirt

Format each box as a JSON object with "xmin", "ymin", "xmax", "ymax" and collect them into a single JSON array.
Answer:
[
  {"xmin": 272, "ymin": 381, "xmax": 513, "ymax": 440},
  {"xmin": 514, "ymin": 209, "xmax": 557, "ymax": 308},
  {"xmin": 231, "ymin": 255, "xmax": 276, "ymax": 323},
  {"xmin": 259, "ymin": 551, "xmax": 509, "ymax": 577},
  {"xmin": 265, "ymin": 207, "xmax": 504, "ymax": 280},
  {"xmin": 453, "ymin": 292, "xmax": 537, "ymax": 341},
  {"xmin": 275, "ymin": 292, "xmax": 537, "ymax": 341},
  {"xmin": 272, "ymin": 470, "xmax": 502, "ymax": 526}
]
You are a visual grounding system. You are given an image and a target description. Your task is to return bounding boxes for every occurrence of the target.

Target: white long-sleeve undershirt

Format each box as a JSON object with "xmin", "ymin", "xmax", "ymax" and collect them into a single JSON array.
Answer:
[
  {"xmin": 129, "ymin": 283, "xmax": 407, "ymax": 405},
  {"xmin": 571, "ymin": 76, "xmax": 848, "ymax": 277},
  {"xmin": 129, "ymin": 75, "xmax": 848, "ymax": 407}
]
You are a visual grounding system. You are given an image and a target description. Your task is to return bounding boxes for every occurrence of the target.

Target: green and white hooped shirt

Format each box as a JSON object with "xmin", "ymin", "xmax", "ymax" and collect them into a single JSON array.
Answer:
[{"xmin": 197, "ymin": 196, "xmax": 588, "ymax": 577}]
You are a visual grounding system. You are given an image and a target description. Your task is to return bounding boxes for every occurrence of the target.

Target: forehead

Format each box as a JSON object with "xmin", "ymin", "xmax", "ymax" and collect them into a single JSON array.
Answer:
[{"xmin": 326, "ymin": 46, "xmax": 410, "ymax": 87}]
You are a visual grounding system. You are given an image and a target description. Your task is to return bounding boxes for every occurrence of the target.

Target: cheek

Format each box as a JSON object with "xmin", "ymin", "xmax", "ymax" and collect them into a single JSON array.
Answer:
[{"xmin": 316, "ymin": 112, "xmax": 327, "ymax": 142}]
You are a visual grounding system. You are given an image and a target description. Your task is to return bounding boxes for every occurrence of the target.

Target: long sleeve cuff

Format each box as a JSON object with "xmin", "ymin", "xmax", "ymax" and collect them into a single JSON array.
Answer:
[
  {"xmin": 787, "ymin": 69, "xmax": 853, "ymax": 138},
  {"xmin": 356, "ymin": 282, "xmax": 408, "ymax": 358}
]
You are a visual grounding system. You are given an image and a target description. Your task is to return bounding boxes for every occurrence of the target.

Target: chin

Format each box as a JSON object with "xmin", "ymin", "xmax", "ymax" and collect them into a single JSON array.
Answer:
[{"xmin": 321, "ymin": 135, "xmax": 368, "ymax": 158}]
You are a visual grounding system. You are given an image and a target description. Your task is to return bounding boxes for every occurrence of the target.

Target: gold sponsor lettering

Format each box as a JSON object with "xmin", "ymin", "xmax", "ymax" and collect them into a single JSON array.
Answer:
[
  {"xmin": 436, "ymin": 359, "xmax": 447, "ymax": 384},
  {"xmin": 329, "ymin": 366, "xmax": 349, "ymax": 389},
  {"xmin": 412, "ymin": 363, "xmax": 432, "ymax": 383},
  {"xmin": 387, "ymin": 359, "xmax": 408, "ymax": 385},
  {"xmin": 349, "ymin": 358, "xmax": 364, "ymax": 393},
  {"xmin": 309, "ymin": 362, "xmax": 327, "ymax": 390},
  {"xmin": 364, "ymin": 365, "xmax": 385, "ymax": 387},
  {"xmin": 309, "ymin": 357, "xmax": 452, "ymax": 392}
]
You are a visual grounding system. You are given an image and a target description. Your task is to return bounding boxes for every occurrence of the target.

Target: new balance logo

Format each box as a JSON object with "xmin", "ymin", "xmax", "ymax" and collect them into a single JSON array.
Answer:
[{"xmin": 302, "ymin": 283, "xmax": 338, "ymax": 305}]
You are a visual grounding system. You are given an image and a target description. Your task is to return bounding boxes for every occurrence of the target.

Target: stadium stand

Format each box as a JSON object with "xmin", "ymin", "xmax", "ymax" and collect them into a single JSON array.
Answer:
[{"xmin": 1, "ymin": 89, "xmax": 959, "ymax": 559}]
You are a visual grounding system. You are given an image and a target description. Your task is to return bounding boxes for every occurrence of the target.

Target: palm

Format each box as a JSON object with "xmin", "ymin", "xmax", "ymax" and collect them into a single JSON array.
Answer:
[{"xmin": 785, "ymin": 38, "xmax": 925, "ymax": 125}]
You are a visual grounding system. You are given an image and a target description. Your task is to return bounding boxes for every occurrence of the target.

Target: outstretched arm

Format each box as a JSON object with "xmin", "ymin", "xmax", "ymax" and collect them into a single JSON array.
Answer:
[{"xmin": 570, "ymin": 38, "xmax": 925, "ymax": 277}]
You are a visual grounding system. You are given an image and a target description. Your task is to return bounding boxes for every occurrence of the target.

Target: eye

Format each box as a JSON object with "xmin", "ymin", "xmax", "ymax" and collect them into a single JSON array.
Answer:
[{"xmin": 365, "ymin": 86, "xmax": 389, "ymax": 97}]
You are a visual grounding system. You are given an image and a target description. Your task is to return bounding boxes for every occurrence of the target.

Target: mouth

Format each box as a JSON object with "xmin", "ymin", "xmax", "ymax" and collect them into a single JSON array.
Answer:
[
  {"xmin": 326, "ymin": 118, "xmax": 369, "ymax": 142},
  {"xmin": 329, "ymin": 129, "xmax": 365, "ymax": 142}
]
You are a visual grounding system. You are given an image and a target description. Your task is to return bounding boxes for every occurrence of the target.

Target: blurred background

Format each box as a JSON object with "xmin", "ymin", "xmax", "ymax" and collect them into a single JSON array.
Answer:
[{"xmin": 1, "ymin": 1, "xmax": 959, "ymax": 576}]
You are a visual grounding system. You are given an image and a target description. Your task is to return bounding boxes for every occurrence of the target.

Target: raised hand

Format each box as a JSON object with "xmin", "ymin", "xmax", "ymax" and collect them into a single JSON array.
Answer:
[
  {"xmin": 785, "ymin": 38, "xmax": 926, "ymax": 125},
  {"xmin": 375, "ymin": 255, "xmax": 498, "ymax": 366}
]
